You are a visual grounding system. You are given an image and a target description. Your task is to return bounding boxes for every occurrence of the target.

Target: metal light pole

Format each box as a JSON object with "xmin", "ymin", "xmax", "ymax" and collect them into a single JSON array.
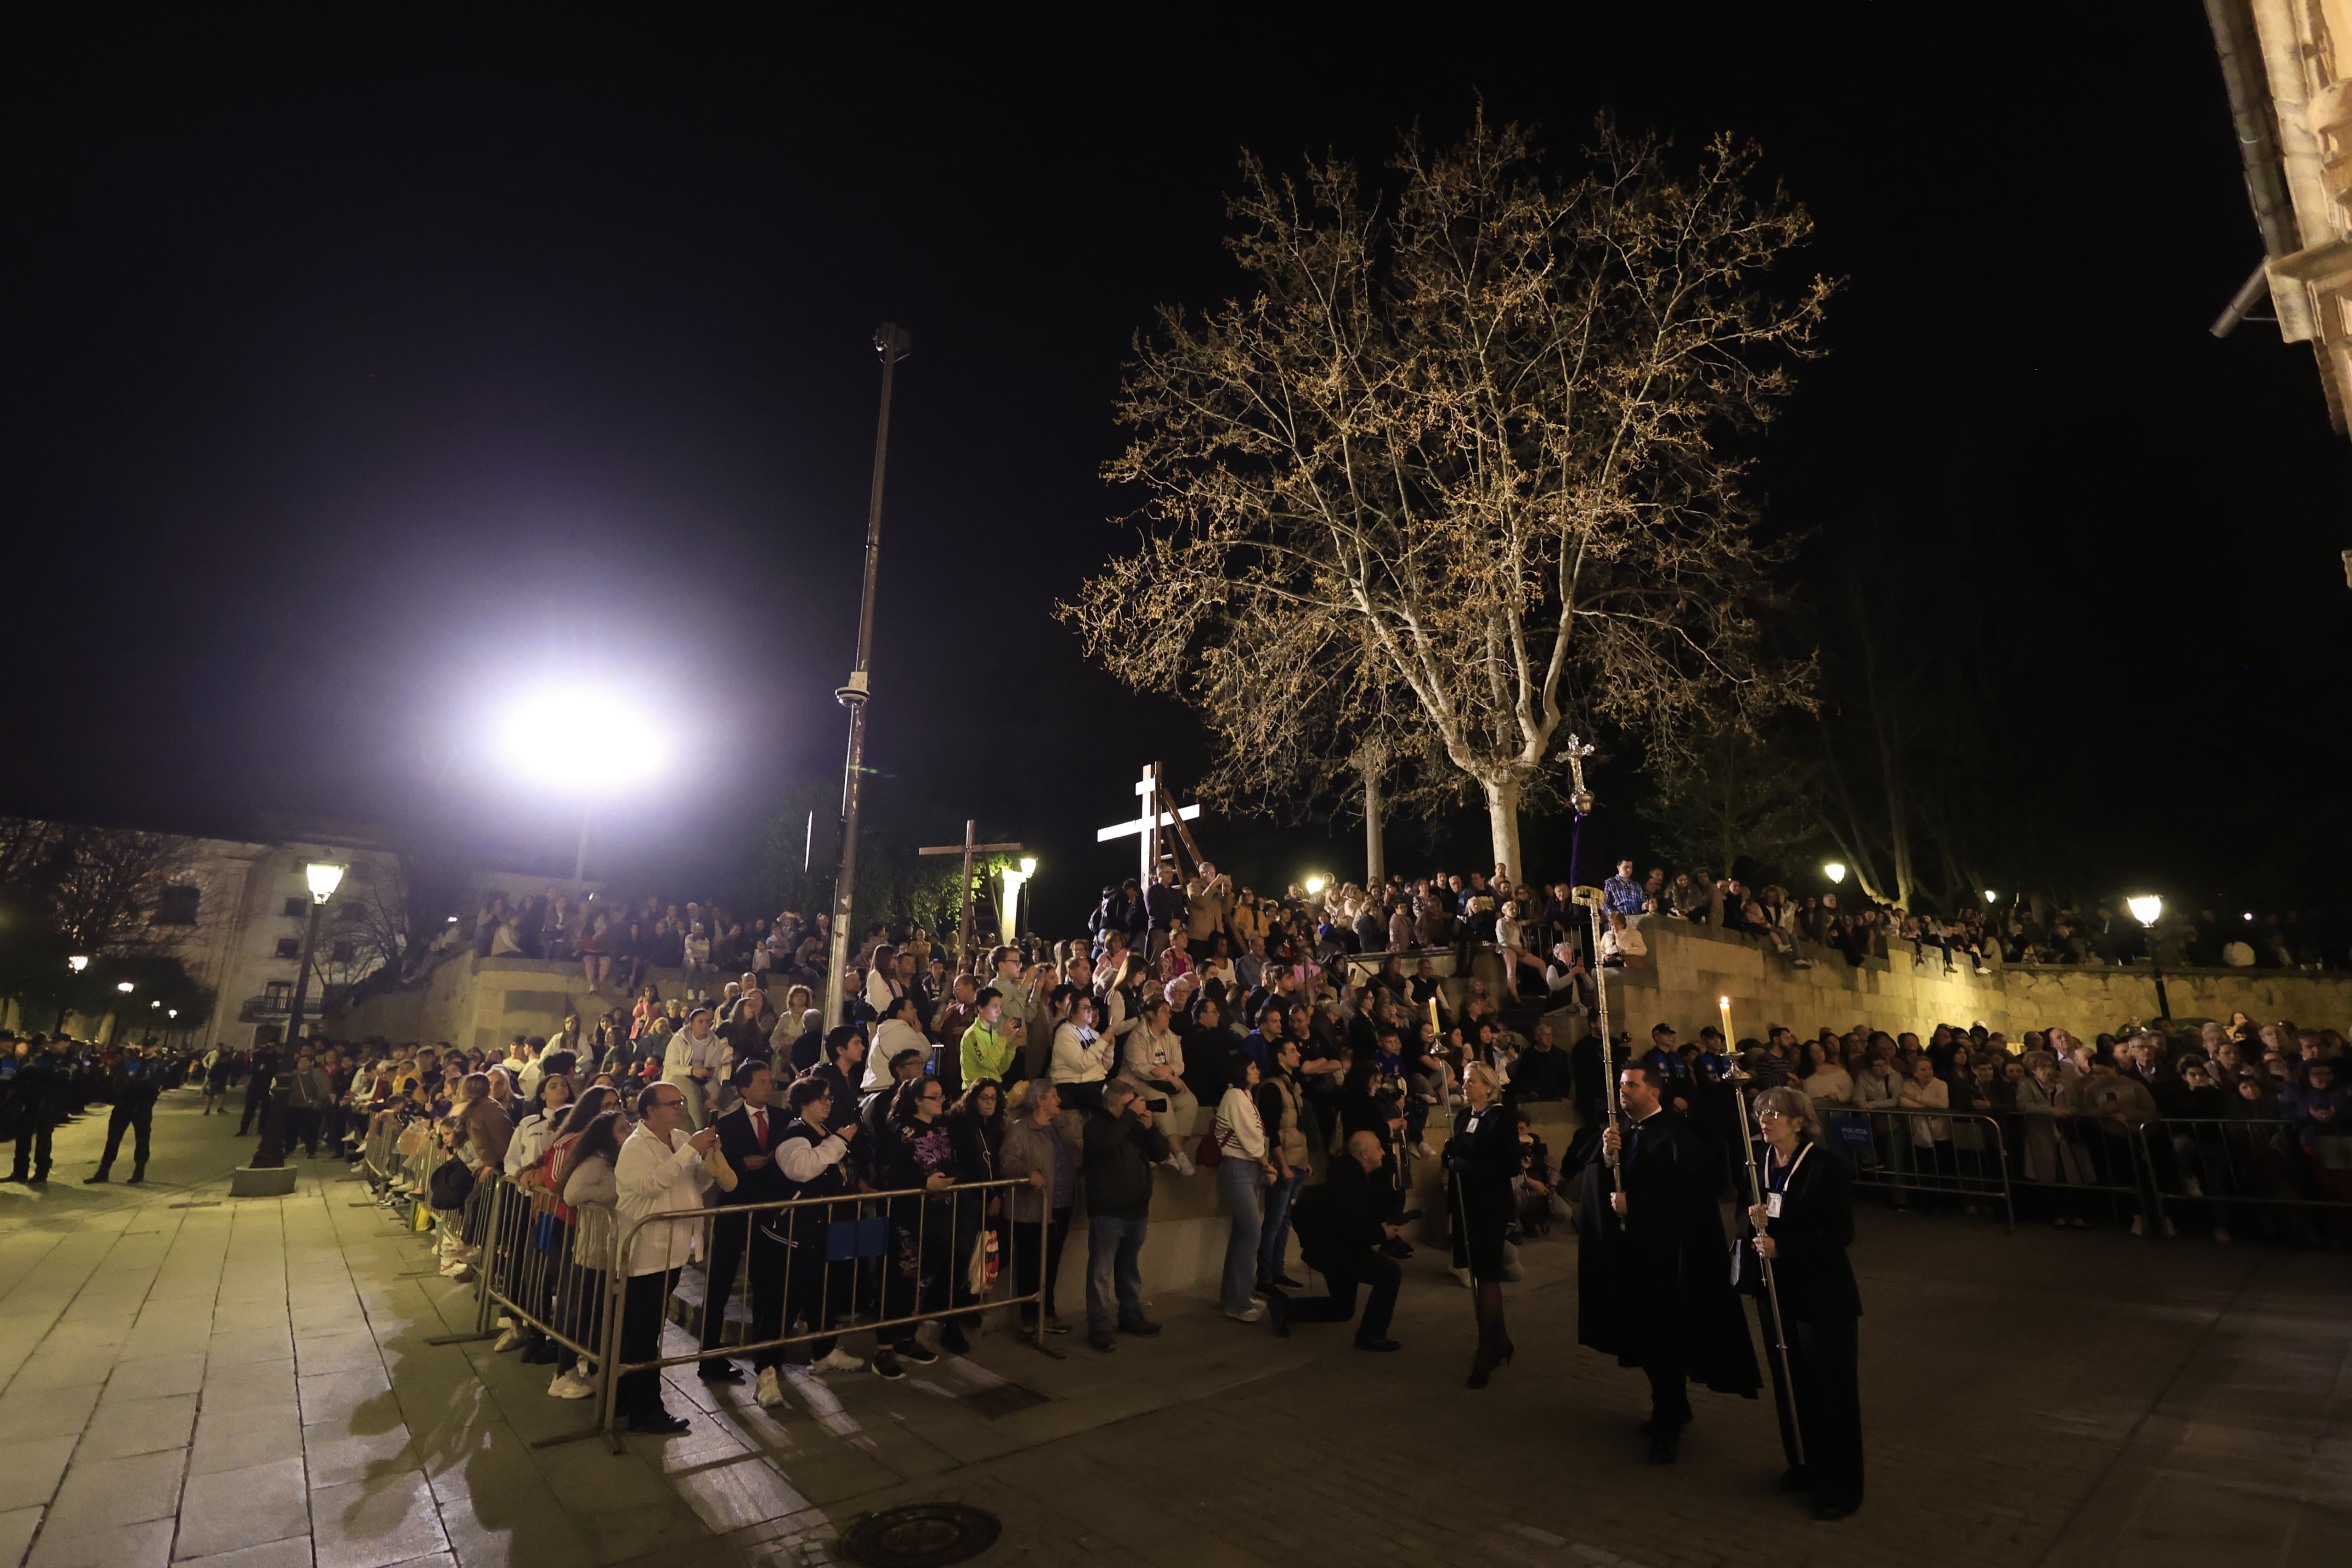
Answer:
[
  {"xmin": 254, "ymin": 862, "xmax": 344, "ymax": 1170},
  {"xmin": 2126, "ymin": 894, "xmax": 2169, "ymax": 1023},
  {"xmin": 824, "ymin": 323, "xmax": 912, "ymax": 1028}
]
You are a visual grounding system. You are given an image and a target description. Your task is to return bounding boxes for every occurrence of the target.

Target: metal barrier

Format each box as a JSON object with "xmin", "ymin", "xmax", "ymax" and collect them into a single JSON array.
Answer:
[
  {"xmin": 1817, "ymin": 1105, "xmax": 2018, "ymax": 1230},
  {"xmin": 455, "ymin": 1175, "xmax": 624, "ymax": 1442},
  {"xmin": 2135, "ymin": 1117, "xmax": 2352, "ymax": 1243},
  {"xmin": 593, "ymin": 1175, "xmax": 1052, "ymax": 1449}
]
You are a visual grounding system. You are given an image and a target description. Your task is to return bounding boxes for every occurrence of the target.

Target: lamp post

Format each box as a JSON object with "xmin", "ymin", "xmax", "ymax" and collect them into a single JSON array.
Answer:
[
  {"xmin": 2126, "ymin": 894, "xmax": 2168, "ymax": 1022},
  {"xmin": 824, "ymin": 323, "xmax": 913, "ymax": 1030},
  {"xmin": 996, "ymin": 857, "xmax": 1038, "ymax": 948},
  {"xmin": 254, "ymin": 861, "xmax": 344, "ymax": 1171}
]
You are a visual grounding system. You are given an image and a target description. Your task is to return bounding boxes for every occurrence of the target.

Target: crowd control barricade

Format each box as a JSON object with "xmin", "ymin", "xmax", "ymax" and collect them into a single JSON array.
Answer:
[
  {"xmin": 1818, "ymin": 1105, "xmax": 2017, "ymax": 1230},
  {"xmin": 2135, "ymin": 1117, "xmax": 2352, "ymax": 1245},
  {"xmin": 591, "ymin": 1175, "xmax": 1052, "ymax": 1450}
]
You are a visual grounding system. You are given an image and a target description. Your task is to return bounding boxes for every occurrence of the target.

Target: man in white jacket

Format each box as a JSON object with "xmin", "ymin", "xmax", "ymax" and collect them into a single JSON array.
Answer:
[
  {"xmin": 613, "ymin": 1081, "xmax": 716, "ymax": 1433},
  {"xmin": 662, "ymin": 1008, "xmax": 731, "ymax": 1130}
]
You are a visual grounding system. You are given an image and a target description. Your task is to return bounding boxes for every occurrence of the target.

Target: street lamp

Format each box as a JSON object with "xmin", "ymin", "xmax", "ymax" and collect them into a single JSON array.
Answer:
[
  {"xmin": 1823, "ymin": 862, "xmax": 1846, "ymax": 886},
  {"xmin": 116, "ymin": 980, "xmax": 135, "ymax": 993},
  {"xmin": 496, "ymin": 687, "xmax": 667, "ymax": 895},
  {"xmin": 67, "ymin": 954, "xmax": 88, "ymax": 973},
  {"xmin": 2126, "ymin": 894, "xmax": 2168, "ymax": 1022},
  {"xmin": 1983, "ymin": 889, "xmax": 1998, "ymax": 904},
  {"xmin": 256, "ymin": 859, "xmax": 344, "ymax": 1170},
  {"xmin": 997, "ymin": 857, "xmax": 1037, "ymax": 946},
  {"xmin": 1305, "ymin": 875, "xmax": 1329, "ymax": 896},
  {"xmin": 824, "ymin": 323, "xmax": 915, "ymax": 1031}
]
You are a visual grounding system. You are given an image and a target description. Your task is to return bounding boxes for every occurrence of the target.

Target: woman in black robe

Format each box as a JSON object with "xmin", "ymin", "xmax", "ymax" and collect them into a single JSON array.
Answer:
[
  {"xmin": 1735, "ymin": 1085, "xmax": 1864, "ymax": 1520},
  {"xmin": 1446, "ymin": 1062, "xmax": 1525, "ymax": 1387}
]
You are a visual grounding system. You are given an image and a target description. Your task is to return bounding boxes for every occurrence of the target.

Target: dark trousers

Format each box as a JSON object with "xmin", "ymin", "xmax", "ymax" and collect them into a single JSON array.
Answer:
[
  {"xmin": 699, "ymin": 1207, "xmax": 752, "ymax": 1371},
  {"xmin": 1634, "ymin": 1305, "xmax": 1693, "ymax": 1428},
  {"xmin": 1012, "ymin": 1207, "xmax": 1070, "ymax": 1322},
  {"xmin": 617, "ymin": 1268, "xmax": 680, "ymax": 1419},
  {"xmin": 11, "ymin": 1122, "xmax": 53, "ymax": 1180},
  {"xmin": 1758, "ymin": 1296, "xmax": 1864, "ymax": 1510},
  {"xmin": 774, "ymin": 1223, "xmax": 849, "ymax": 1364},
  {"xmin": 288, "ymin": 1107, "xmax": 322, "ymax": 1155},
  {"xmin": 1290, "ymin": 1250, "xmax": 1400, "ymax": 1341},
  {"xmin": 98, "ymin": 1103, "xmax": 153, "ymax": 1173},
  {"xmin": 237, "ymin": 1085, "xmax": 268, "ymax": 1135}
]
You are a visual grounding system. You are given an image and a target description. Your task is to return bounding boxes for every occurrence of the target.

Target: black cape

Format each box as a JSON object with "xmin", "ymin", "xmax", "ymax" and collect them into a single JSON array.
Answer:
[{"xmin": 1576, "ymin": 1108, "xmax": 1761, "ymax": 1398}]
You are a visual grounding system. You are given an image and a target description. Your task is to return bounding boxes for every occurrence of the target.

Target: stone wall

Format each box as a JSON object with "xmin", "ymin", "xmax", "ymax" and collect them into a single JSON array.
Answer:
[{"xmin": 1606, "ymin": 916, "xmax": 2352, "ymax": 1042}]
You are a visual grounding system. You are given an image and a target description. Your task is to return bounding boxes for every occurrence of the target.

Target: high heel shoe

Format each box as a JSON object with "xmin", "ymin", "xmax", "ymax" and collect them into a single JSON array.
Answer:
[{"xmin": 1467, "ymin": 1360, "xmax": 1493, "ymax": 1390}]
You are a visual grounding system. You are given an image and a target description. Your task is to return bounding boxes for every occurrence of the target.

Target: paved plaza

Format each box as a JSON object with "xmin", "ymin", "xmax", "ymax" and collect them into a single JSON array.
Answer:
[{"xmin": 2, "ymin": 1091, "xmax": 2346, "ymax": 1568}]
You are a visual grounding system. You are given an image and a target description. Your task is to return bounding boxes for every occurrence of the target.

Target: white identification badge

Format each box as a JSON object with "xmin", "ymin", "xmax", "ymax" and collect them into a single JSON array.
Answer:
[{"xmin": 1766, "ymin": 1192, "xmax": 1784, "ymax": 1219}]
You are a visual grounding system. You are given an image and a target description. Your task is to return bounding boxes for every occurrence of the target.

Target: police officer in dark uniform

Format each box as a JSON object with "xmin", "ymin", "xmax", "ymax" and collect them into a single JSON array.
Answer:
[
  {"xmin": 6, "ymin": 1035, "xmax": 63, "ymax": 1185},
  {"xmin": 237, "ymin": 1040, "xmax": 281, "ymax": 1135},
  {"xmin": 87, "ymin": 1044, "xmax": 163, "ymax": 1183}
]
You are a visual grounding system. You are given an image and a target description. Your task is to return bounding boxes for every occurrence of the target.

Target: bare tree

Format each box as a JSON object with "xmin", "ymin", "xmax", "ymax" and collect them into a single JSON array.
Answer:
[
  {"xmin": 1063, "ymin": 114, "xmax": 1826, "ymax": 878},
  {"xmin": 1641, "ymin": 723, "xmax": 1822, "ymax": 881},
  {"xmin": 45, "ymin": 825, "xmax": 200, "ymax": 957}
]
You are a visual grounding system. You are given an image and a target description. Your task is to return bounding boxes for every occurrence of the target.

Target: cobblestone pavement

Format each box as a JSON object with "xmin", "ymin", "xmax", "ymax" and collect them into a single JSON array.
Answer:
[{"xmin": 3, "ymin": 1090, "xmax": 2345, "ymax": 1568}]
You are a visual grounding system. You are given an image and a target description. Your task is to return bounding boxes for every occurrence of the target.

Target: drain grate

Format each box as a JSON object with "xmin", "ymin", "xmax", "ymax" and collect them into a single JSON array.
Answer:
[
  {"xmin": 839, "ymin": 1503, "xmax": 1001, "ymax": 1567},
  {"xmin": 959, "ymin": 1382, "xmax": 1048, "ymax": 1421}
]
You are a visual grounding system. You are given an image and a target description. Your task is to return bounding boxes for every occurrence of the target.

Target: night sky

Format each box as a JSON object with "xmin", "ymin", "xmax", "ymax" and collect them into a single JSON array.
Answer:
[{"xmin": 9, "ymin": 6, "xmax": 2348, "ymax": 926}]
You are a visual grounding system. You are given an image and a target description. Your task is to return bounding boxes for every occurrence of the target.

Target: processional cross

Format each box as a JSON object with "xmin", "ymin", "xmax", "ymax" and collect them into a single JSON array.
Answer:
[{"xmin": 1095, "ymin": 761, "xmax": 1203, "ymax": 885}]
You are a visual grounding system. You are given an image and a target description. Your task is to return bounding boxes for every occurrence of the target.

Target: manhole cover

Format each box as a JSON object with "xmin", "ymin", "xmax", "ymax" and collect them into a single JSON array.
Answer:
[{"xmin": 839, "ymin": 1503, "xmax": 1001, "ymax": 1568}]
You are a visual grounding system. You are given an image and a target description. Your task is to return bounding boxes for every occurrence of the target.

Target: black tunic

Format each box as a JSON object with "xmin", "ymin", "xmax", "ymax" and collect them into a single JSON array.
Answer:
[
  {"xmin": 1576, "ymin": 1108, "xmax": 1761, "ymax": 1398},
  {"xmin": 1733, "ymin": 1137, "xmax": 1865, "ymax": 1510},
  {"xmin": 1444, "ymin": 1105, "xmax": 1523, "ymax": 1279}
]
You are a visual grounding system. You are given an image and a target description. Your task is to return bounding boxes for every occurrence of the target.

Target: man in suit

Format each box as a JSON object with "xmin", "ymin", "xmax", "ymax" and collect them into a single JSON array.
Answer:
[
  {"xmin": 697, "ymin": 1059, "xmax": 790, "ymax": 1388},
  {"xmin": 1272, "ymin": 1131, "xmax": 1402, "ymax": 1351}
]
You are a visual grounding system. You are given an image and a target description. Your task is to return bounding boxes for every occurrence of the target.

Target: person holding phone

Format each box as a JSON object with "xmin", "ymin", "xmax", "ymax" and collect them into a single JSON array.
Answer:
[{"xmin": 613, "ymin": 1081, "xmax": 718, "ymax": 1434}]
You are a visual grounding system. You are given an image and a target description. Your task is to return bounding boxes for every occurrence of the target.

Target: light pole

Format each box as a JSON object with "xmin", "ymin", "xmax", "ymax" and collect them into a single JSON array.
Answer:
[
  {"xmin": 825, "ymin": 323, "xmax": 912, "ymax": 1029},
  {"xmin": 2126, "ymin": 894, "xmax": 2169, "ymax": 1022},
  {"xmin": 254, "ymin": 861, "xmax": 344, "ymax": 1171}
]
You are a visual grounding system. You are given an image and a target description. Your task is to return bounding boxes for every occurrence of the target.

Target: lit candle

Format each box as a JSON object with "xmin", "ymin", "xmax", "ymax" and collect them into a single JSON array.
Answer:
[{"xmin": 1719, "ymin": 994, "xmax": 1732, "ymax": 1046}]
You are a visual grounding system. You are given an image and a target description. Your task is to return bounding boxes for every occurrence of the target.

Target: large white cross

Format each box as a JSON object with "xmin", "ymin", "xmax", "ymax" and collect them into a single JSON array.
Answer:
[{"xmin": 1096, "ymin": 762, "xmax": 1200, "ymax": 885}]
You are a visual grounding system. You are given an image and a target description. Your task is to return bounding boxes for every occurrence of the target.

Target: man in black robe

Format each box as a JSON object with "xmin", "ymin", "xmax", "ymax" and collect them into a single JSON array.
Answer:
[{"xmin": 1577, "ymin": 1062, "xmax": 1759, "ymax": 1462}]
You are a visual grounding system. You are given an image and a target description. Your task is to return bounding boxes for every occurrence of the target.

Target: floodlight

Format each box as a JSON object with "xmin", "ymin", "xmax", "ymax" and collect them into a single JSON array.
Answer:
[
  {"xmin": 1823, "ymin": 862, "xmax": 1846, "ymax": 885},
  {"xmin": 498, "ymin": 687, "xmax": 665, "ymax": 790},
  {"xmin": 2125, "ymin": 895, "xmax": 2163, "ymax": 928}
]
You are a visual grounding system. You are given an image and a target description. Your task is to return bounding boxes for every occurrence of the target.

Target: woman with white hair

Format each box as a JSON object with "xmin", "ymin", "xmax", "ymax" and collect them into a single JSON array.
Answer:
[{"xmin": 1736, "ymin": 1085, "xmax": 1864, "ymax": 1521}]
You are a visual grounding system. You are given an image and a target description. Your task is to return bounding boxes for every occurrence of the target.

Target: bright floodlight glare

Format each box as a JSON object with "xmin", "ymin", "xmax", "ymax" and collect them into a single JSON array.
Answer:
[
  {"xmin": 2126, "ymin": 894, "xmax": 2163, "ymax": 927},
  {"xmin": 306, "ymin": 862, "xmax": 346, "ymax": 902},
  {"xmin": 1019, "ymin": 857, "xmax": 1037, "ymax": 877},
  {"xmin": 116, "ymin": 980, "xmax": 135, "ymax": 993},
  {"xmin": 1823, "ymin": 862, "xmax": 1846, "ymax": 885},
  {"xmin": 1305, "ymin": 875, "xmax": 1328, "ymax": 895},
  {"xmin": 68, "ymin": 954, "xmax": 89, "ymax": 972},
  {"xmin": 500, "ymin": 688, "xmax": 665, "ymax": 790},
  {"xmin": 2243, "ymin": 911, "xmax": 2254, "ymax": 921},
  {"xmin": 1984, "ymin": 889, "xmax": 1997, "ymax": 903}
]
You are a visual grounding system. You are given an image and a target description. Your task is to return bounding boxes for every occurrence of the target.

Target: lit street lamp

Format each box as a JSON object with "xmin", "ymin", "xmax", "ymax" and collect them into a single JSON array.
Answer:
[
  {"xmin": 255, "ymin": 860, "xmax": 344, "ymax": 1171},
  {"xmin": 67, "ymin": 954, "xmax": 88, "ymax": 973},
  {"xmin": 497, "ymin": 687, "xmax": 666, "ymax": 895},
  {"xmin": 996, "ymin": 856, "xmax": 1038, "ymax": 946},
  {"xmin": 2126, "ymin": 894, "xmax": 2168, "ymax": 1022},
  {"xmin": 1823, "ymin": 862, "xmax": 1846, "ymax": 886}
]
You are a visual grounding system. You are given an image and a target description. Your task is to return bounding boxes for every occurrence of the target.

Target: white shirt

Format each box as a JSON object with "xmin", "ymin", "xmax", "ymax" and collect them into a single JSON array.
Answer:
[
  {"xmin": 506, "ymin": 1110, "xmax": 557, "ymax": 1177},
  {"xmin": 615, "ymin": 1123, "xmax": 713, "ymax": 1276},
  {"xmin": 865, "ymin": 1018, "xmax": 931, "ymax": 1091},
  {"xmin": 864, "ymin": 967, "xmax": 905, "ymax": 1016}
]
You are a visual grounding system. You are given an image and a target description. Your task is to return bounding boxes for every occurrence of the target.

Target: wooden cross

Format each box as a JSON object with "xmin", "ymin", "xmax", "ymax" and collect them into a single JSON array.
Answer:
[
  {"xmin": 1095, "ymin": 761, "xmax": 1202, "ymax": 885},
  {"xmin": 919, "ymin": 820, "xmax": 1024, "ymax": 974}
]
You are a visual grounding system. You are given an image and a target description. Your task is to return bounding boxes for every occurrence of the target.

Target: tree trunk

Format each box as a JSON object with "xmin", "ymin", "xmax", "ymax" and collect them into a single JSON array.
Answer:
[
  {"xmin": 1363, "ymin": 764, "xmax": 1386, "ymax": 887},
  {"xmin": 1483, "ymin": 776, "xmax": 1522, "ymax": 884}
]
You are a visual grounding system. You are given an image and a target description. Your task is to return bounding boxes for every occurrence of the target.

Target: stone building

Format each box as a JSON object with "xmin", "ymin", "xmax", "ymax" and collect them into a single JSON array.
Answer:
[{"xmin": 2207, "ymin": 0, "xmax": 2352, "ymax": 432}]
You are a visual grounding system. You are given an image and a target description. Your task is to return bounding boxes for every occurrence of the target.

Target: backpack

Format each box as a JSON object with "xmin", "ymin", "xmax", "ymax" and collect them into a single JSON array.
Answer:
[{"xmin": 428, "ymin": 1158, "xmax": 475, "ymax": 1212}]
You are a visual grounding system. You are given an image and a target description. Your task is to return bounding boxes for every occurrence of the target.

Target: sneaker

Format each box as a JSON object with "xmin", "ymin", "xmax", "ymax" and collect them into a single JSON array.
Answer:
[
  {"xmin": 1410, "ymin": 1142, "xmax": 1433, "ymax": 1160},
  {"xmin": 871, "ymin": 1351, "xmax": 907, "ymax": 1381},
  {"xmin": 548, "ymin": 1370, "xmax": 595, "ymax": 1399},
  {"xmin": 1226, "ymin": 1305, "xmax": 1264, "ymax": 1324},
  {"xmin": 814, "ymin": 1347, "xmax": 866, "ymax": 1373},
  {"xmin": 438, "ymin": 1260, "xmax": 470, "ymax": 1278},
  {"xmin": 754, "ymin": 1367, "xmax": 786, "ymax": 1409},
  {"xmin": 1086, "ymin": 1330, "xmax": 1118, "ymax": 1353},
  {"xmin": 893, "ymin": 1340, "xmax": 939, "ymax": 1365},
  {"xmin": 492, "ymin": 1326, "xmax": 525, "ymax": 1353},
  {"xmin": 1168, "ymin": 1150, "xmax": 1196, "ymax": 1177},
  {"xmin": 629, "ymin": 1410, "xmax": 690, "ymax": 1436},
  {"xmin": 2129, "ymin": 1216, "xmax": 2145, "ymax": 1237}
]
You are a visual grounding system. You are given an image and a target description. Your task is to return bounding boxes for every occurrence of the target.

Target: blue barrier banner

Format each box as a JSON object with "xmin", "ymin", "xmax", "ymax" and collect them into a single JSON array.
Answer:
[{"xmin": 825, "ymin": 1215, "xmax": 889, "ymax": 1262}]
